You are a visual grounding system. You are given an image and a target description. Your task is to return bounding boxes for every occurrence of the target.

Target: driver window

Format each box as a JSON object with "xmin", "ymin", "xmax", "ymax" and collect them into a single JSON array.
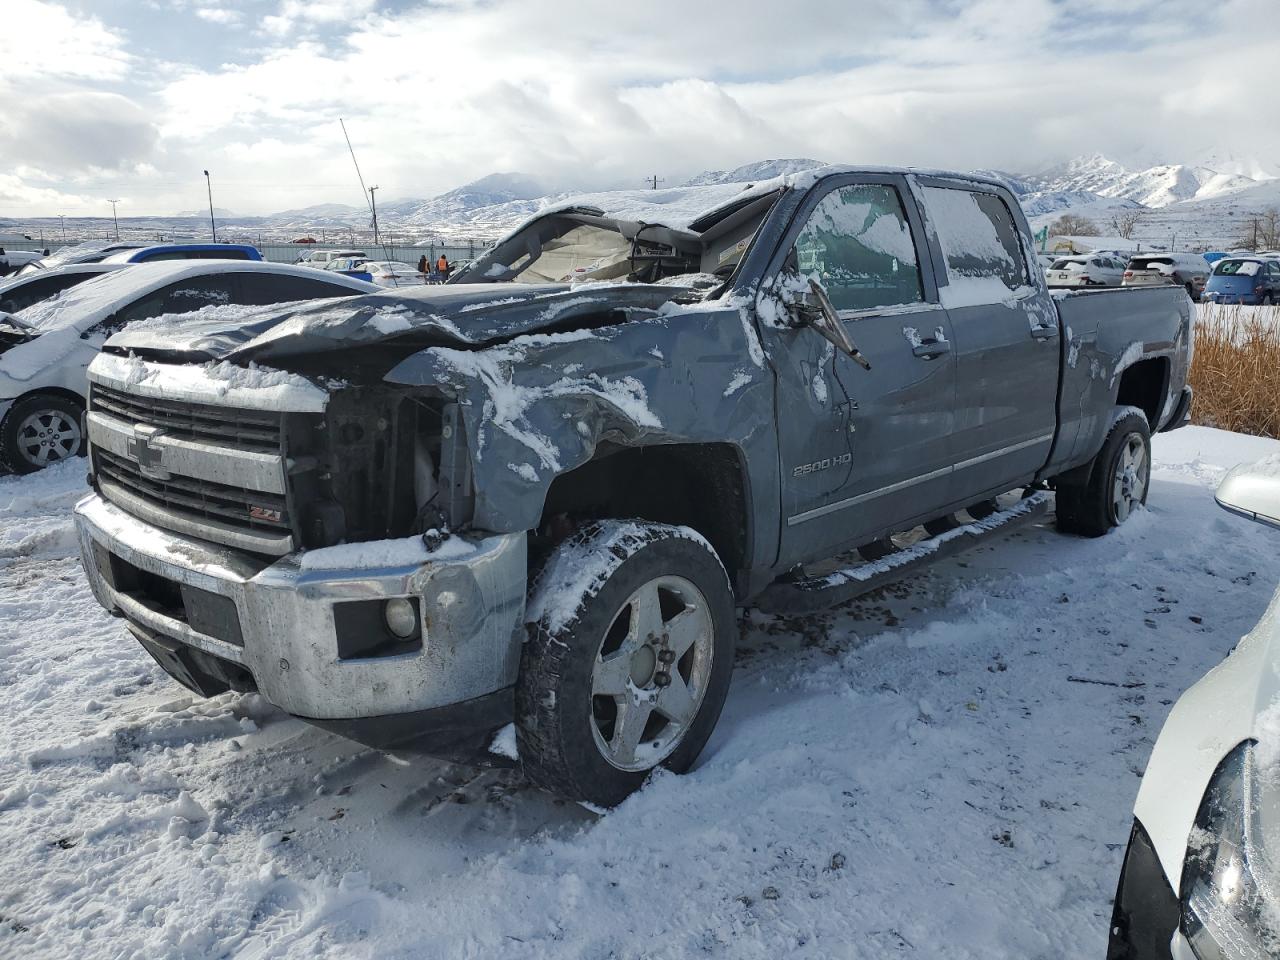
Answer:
[{"xmin": 791, "ymin": 184, "xmax": 925, "ymax": 313}]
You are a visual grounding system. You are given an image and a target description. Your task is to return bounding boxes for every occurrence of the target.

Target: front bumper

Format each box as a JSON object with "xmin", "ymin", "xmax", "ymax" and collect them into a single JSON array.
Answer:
[{"xmin": 75, "ymin": 492, "xmax": 527, "ymax": 735}]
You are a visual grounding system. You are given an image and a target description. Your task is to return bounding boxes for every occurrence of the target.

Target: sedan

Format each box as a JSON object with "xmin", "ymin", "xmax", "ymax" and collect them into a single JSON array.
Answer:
[
  {"xmin": 1045, "ymin": 255, "xmax": 1127, "ymax": 288},
  {"xmin": 363, "ymin": 261, "xmax": 424, "ymax": 288},
  {"xmin": 0, "ymin": 263, "xmax": 126, "ymax": 315},
  {"xmin": 1108, "ymin": 457, "xmax": 1280, "ymax": 959},
  {"xmin": 0, "ymin": 261, "xmax": 379, "ymax": 473}
]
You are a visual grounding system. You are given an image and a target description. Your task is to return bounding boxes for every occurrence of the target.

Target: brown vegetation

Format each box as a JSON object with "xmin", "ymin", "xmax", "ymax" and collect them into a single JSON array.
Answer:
[{"xmin": 1188, "ymin": 304, "xmax": 1280, "ymax": 438}]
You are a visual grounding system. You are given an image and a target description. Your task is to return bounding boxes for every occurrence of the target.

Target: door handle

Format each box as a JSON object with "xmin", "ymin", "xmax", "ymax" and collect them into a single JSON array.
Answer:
[
  {"xmin": 1030, "ymin": 325, "xmax": 1058, "ymax": 340},
  {"xmin": 912, "ymin": 339, "xmax": 951, "ymax": 359}
]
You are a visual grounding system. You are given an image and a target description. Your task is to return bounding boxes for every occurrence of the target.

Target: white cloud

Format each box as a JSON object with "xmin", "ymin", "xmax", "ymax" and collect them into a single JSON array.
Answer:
[
  {"xmin": 1, "ymin": 0, "xmax": 1276, "ymax": 217},
  {"xmin": 0, "ymin": 0, "xmax": 132, "ymax": 79},
  {"xmin": 195, "ymin": 7, "xmax": 244, "ymax": 26}
]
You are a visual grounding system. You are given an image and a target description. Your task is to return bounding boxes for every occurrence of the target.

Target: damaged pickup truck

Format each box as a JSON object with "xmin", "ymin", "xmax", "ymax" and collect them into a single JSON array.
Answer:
[{"xmin": 74, "ymin": 166, "xmax": 1193, "ymax": 805}]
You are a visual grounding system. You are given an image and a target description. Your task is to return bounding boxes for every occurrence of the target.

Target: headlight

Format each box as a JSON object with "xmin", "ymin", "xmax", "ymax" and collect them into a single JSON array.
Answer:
[{"xmin": 1181, "ymin": 741, "xmax": 1280, "ymax": 959}]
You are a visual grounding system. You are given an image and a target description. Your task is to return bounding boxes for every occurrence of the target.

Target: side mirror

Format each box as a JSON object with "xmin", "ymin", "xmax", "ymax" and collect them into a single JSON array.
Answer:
[
  {"xmin": 780, "ymin": 276, "xmax": 871, "ymax": 370},
  {"xmin": 1216, "ymin": 457, "xmax": 1280, "ymax": 529}
]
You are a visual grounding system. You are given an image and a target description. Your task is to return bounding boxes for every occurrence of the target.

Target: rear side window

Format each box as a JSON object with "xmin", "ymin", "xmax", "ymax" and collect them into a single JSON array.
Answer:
[
  {"xmin": 0, "ymin": 272, "xmax": 94, "ymax": 314},
  {"xmin": 790, "ymin": 183, "xmax": 925, "ymax": 312},
  {"xmin": 921, "ymin": 186, "xmax": 1028, "ymax": 302},
  {"xmin": 236, "ymin": 273, "xmax": 363, "ymax": 304}
]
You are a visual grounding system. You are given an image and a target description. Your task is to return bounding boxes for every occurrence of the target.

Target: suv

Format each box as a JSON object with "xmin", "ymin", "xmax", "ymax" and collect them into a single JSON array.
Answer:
[{"xmin": 1123, "ymin": 253, "xmax": 1209, "ymax": 301}]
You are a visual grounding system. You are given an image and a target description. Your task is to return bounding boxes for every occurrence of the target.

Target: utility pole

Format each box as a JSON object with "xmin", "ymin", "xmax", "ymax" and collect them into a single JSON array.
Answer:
[
  {"xmin": 644, "ymin": 174, "xmax": 664, "ymax": 190},
  {"xmin": 369, "ymin": 185, "xmax": 379, "ymax": 245},
  {"xmin": 203, "ymin": 170, "xmax": 218, "ymax": 242},
  {"xmin": 107, "ymin": 199, "xmax": 120, "ymax": 240},
  {"xmin": 59, "ymin": 215, "xmax": 66, "ymax": 243}
]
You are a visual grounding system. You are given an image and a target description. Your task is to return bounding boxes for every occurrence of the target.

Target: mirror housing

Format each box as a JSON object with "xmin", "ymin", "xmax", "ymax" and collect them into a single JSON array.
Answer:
[
  {"xmin": 779, "ymin": 276, "xmax": 871, "ymax": 370},
  {"xmin": 1216, "ymin": 457, "xmax": 1280, "ymax": 530}
]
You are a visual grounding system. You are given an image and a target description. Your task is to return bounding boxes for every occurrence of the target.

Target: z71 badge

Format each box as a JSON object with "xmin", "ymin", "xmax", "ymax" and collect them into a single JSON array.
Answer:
[{"xmin": 792, "ymin": 453, "xmax": 852, "ymax": 478}]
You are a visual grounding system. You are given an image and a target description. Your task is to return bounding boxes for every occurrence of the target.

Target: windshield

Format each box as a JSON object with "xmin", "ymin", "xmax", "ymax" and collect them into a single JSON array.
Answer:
[{"xmin": 1214, "ymin": 259, "xmax": 1262, "ymax": 276}]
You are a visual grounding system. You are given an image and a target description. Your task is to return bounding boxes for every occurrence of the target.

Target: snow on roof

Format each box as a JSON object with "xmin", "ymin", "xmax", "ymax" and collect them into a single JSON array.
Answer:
[{"xmin": 14, "ymin": 260, "xmax": 377, "ymax": 332}]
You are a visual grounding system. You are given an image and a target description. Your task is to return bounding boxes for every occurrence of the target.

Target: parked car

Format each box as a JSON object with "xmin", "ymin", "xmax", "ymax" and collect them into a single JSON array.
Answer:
[
  {"xmin": 1108, "ymin": 456, "xmax": 1280, "ymax": 960},
  {"xmin": 0, "ymin": 249, "xmax": 45, "ymax": 276},
  {"xmin": 323, "ymin": 257, "xmax": 374, "ymax": 283},
  {"xmin": 362, "ymin": 261, "xmax": 423, "ymax": 287},
  {"xmin": 13, "ymin": 240, "xmax": 146, "ymax": 276},
  {"xmin": 73, "ymin": 166, "xmax": 1192, "ymax": 806},
  {"xmin": 1124, "ymin": 253, "xmax": 1210, "ymax": 301},
  {"xmin": 1202, "ymin": 257, "xmax": 1280, "ymax": 306},
  {"xmin": 101, "ymin": 243, "xmax": 263, "ymax": 264},
  {"xmin": 0, "ymin": 263, "xmax": 125, "ymax": 315},
  {"xmin": 0, "ymin": 261, "xmax": 380, "ymax": 473},
  {"xmin": 295, "ymin": 248, "xmax": 366, "ymax": 267},
  {"xmin": 1044, "ymin": 254, "xmax": 1128, "ymax": 288}
]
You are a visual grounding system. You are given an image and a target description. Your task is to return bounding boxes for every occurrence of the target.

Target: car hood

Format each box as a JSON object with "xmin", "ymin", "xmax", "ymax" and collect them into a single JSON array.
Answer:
[{"xmin": 104, "ymin": 281, "xmax": 708, "ymax": 364}]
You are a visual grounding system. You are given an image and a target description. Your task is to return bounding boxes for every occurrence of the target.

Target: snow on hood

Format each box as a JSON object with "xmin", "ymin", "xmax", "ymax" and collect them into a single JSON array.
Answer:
[{"xmin": 104, "ymin": 280, "xmax": 708, "ymax": 363}]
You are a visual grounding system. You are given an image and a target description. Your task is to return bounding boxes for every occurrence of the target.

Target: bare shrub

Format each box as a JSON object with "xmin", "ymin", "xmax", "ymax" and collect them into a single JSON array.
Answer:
[{"xmin": 1188, "ymin": 304, "xmax": 1280, "ymax": 438}]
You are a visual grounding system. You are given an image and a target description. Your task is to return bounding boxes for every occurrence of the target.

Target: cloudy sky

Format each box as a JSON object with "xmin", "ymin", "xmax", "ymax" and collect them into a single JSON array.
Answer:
[{"xmin": 0, "ymin": 0, "xmax": 1273, "ymax": 218}]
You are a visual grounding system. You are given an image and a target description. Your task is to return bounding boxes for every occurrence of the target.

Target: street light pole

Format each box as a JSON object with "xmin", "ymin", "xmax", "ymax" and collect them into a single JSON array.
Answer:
[
  {"xmin": 59, "ymin": 215, "xmax": 66, "ymax": 243},
  {"xmin": 203, "ymin": 170, "xmax": 217, "ymax": 242},
  {"xmin": 107, "ymin": 199, "xmax": 120, "ymax": 241}
]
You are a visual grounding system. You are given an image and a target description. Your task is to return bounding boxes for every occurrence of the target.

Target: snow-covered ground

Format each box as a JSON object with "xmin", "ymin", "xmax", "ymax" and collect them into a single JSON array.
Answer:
[{"xmin": 2, "ymin": 426, "xmax": 1278, "ymax": 958}]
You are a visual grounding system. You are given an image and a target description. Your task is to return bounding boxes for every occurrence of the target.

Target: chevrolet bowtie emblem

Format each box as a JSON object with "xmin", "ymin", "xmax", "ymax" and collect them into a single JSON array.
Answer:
[{"xmin": 126, "ymin": 425, "xmax": 170, "ymax": 479}]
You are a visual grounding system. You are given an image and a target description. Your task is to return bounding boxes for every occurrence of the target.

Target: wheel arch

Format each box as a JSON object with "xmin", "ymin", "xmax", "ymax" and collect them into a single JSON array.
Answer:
[
  {"xmin": 1114, "ymin": 356, "xmax": 1170, "ymax": 430},
  {"xmin": 535, "ymin": 441, "xmax": 754, "ymax": 597}
]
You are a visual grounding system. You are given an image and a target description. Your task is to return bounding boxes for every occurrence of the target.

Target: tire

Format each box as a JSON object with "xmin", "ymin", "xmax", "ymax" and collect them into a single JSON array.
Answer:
[
  {"xmin": 0, "ymin": 392, "xmax": 86, "ymax": 474},
  {"xmin": 1184, "ymin": 282, "xmax": 1197, "ymax": 301},
  {"xmin": 517, "ymin": 521, "xmax": 736, "ymax": 807},
  {"xmin": 1055, "ymin": 409, "xmax": 1151, "ymax": 537}
]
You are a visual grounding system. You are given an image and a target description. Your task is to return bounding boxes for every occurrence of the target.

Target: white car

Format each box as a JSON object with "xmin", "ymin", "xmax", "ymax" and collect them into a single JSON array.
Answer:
[
  {"xmin": 13, "ymin": 240, "xmax": 147, "ymax": 277},
  {"xmin": 1108, "ymin": 456, "xmax": 1280, "ymax": 959},
  {"xmin": 1, "ymin": 249, "xmax": 44, "ymax": 275},
  {"xmin": 1045, "ymin": 254, "xmax": 1128, "ymax": 288},
  {"xmin": 363, "ymin": 260, "xmax": 423, "ymax": 287},
  {"xmin": 0, "ymin": 261, "xmax": 379, "ymax": 473},
  {"xmin": 295, "ymin": 248, "xmax": 366, "ymax": 268}
]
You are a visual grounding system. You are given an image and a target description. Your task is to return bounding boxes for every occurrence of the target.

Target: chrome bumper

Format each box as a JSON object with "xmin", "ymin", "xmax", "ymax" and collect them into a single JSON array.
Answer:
[{"xmin": 74, "ymin": 492, "xmax": 527, "ymax": 720}]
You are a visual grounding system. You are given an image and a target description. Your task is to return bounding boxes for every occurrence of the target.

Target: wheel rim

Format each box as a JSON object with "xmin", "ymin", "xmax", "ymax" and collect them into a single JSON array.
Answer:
[
  {"xmin": 1111, "ymin": 432, "xmax": 1148, "ymax": 523},
  {"xmin": 589, "ymin": 575, "xmax": 715, "ymax": 772},
  {"xmin": 15, "ymin": 408, "xmax": 81, "ymax": 467}
]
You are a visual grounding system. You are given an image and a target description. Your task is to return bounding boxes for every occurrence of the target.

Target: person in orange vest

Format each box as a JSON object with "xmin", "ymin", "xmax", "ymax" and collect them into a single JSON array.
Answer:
[{"xmin": 436, "ymin": 254, "xmax": 450, "ymax": 281}]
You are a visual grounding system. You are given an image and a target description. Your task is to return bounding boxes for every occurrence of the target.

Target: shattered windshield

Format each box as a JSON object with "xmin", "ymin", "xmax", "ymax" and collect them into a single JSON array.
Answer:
[{"xmin": 457, "ymin": 210, "xmax": 702, "ymax": 287}]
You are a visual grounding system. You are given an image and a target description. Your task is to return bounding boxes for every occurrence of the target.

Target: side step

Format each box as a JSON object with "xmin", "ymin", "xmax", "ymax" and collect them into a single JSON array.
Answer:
[{"xmin": 754, "ymin": 492, "xmax": 1053, "ymax": 615}]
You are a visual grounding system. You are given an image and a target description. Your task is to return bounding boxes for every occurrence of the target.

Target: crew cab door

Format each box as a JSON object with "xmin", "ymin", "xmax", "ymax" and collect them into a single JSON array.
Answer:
[
  {"xmin": 758, "ymin": 174, "xmax": 957, "ymax": 568},
  {"xmin": 915, "ymin": 180, "xmax": 1059, "ymax": 502}
]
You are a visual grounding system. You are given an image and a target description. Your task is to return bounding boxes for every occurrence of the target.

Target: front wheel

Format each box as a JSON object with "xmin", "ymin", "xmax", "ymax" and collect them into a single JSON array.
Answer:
[
  {"xmin": 0, "ymin": 392, "xmax": 86, "ymax": 474},
  {"xmin": 517, "ymin": 521, "xmax": 735, "ymax": 806},
  {"xmin": 1055, "ymin": 409, "xmax": 1151, "ymax": 537}
]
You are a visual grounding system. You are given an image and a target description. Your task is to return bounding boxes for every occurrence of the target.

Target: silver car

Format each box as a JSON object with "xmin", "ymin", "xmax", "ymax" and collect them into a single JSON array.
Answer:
[{"xmin": 1123, "ymin": 253, "xmax": 1209, "ymax": 301}]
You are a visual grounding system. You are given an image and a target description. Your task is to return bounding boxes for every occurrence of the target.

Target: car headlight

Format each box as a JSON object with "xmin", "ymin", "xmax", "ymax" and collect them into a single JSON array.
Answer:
[{"xmin": 1181, "ymin": 741, "xmax": 1280, "ymax": 959}]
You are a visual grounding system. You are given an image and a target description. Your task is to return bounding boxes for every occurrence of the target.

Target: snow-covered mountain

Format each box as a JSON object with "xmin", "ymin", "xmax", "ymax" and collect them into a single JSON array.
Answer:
[
  {"xmin": 682, "ymin": 159, "xmax": 825, "ymax": 187},
  {"xmin": 385, "ymin": 173, "xmax": 550, "ymax": 226},
  {"xmin": 1026, "ymin": 153, "xmax": 1263, "ymax": 208}
]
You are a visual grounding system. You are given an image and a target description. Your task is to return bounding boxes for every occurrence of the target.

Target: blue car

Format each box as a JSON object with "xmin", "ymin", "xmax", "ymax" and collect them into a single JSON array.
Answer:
[
  {"xmin": 1202, "ymin": 257, "xmax": 1280, "ymax": 305},
  {"xmin": 103, "ymin": 243, "xmax": 263, "ymax": 264}
]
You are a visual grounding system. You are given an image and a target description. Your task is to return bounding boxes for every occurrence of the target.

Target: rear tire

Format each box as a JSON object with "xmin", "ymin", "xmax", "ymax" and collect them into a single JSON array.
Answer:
[
  {"xmin": 0, "ymin": 392, "xmax": 86, "ymax": 474},
  {"xmin": 517, "ymin": 521, "xmax": 736, "ymax": 807},
  {"xmin": 1055, "ymin": 409, "xmax": 1151, "ymax": 537}
]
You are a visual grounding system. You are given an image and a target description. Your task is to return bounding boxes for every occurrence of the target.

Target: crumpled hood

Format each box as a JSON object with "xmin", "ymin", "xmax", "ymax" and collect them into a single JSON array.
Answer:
[{"xmin": 104, "ymin": 281, "xmax": 704, "ymax": 363}]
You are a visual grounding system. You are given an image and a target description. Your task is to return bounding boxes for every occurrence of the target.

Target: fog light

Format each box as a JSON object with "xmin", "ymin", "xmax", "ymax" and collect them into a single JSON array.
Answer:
[{"xmin": 383, "ymin": 598, "xmax": 418, "ymax": 639}]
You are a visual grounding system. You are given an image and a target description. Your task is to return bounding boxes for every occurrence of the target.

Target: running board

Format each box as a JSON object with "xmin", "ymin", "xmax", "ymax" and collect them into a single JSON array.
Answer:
[{"xmin": 754, "ymin": 492, "xmax": 1053, "ymax": 615}]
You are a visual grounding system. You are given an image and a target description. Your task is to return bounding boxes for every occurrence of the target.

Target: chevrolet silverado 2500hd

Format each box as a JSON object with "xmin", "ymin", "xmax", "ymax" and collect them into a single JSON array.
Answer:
[{"xmin": 74, "ymin": 166, "xmax": 1193, "ymax": 805}]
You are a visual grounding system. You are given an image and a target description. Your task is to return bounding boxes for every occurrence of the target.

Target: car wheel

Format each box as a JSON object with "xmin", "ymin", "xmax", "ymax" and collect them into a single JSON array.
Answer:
[
  {"xmin": 1055, "ymin": 409, "xmax": 1151, "ymax": 537},
  {"xmin": 517, "ymin": 521, "xmax": 736, "ymax": 806},
  {"xmin": 0, "ymin": 393, "xmax": 86, "ymax": 474}
]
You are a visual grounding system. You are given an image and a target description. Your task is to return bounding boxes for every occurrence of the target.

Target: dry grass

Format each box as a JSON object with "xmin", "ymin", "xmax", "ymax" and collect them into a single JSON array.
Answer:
[{"xmin": 1189, "ymin": 304, "xmax": 1280, "ymax": 438}]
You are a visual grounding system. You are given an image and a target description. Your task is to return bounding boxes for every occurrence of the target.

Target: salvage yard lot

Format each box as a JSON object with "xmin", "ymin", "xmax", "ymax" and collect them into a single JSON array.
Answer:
[{"xmin": 1, "ymin": 425, "xmax": 1278, "ymax": 958}]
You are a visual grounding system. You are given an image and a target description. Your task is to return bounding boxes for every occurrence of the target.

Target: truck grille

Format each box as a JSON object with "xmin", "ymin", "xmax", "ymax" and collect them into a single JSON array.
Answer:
[
  {"xmin": 96, "ymin": 448, "xmax": 291, "ymax": 535},
  {"xmin": 88, "ymin": 383, "xmax": 296, "ymax": 556},
  {"xmin": 91, "ymin": 383, "xmax": 283, "ymax": 452}
]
